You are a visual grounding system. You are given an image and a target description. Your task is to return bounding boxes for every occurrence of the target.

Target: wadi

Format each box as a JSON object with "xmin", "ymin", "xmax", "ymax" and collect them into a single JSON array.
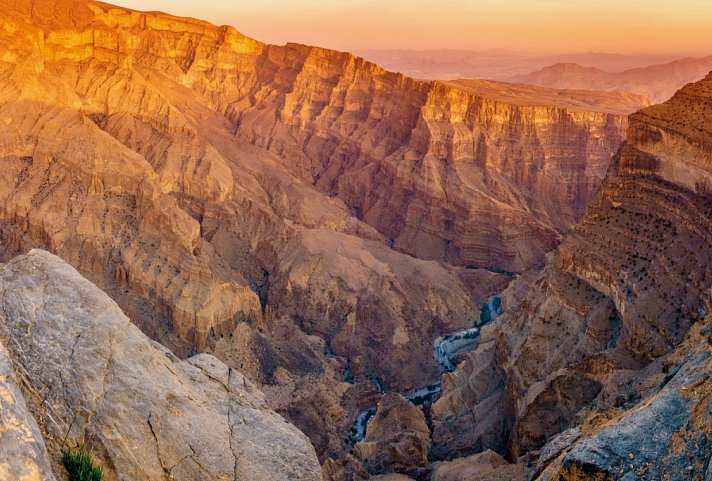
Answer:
[{"xmin": 0, "ymin": 1, "xmax": 709, "ymax": 480}]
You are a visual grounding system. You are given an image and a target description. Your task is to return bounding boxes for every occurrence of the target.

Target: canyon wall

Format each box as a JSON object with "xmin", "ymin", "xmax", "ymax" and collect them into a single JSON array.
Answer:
[
  {"xmin": 0, "ymin": 0, "xmax": 643, "ymax": 464},
  {"xmin": 431, "ymin": 72, "xmax": 712, "ymax": 478}
]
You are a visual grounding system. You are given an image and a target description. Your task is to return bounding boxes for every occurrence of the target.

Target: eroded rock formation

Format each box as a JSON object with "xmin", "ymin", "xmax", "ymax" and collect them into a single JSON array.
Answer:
[
  {"xmin": 0, "ymin": 0, "xmax": 637, "ymax": 460},
  {"xmin": 353, "ymin": 393, "xmax": 430, "ymax": 479},
  {"xmin": 0, "ymin": 249, "xmax": 322, "ymax": 481},
  {"xmin": 533, "ymin": 322, "xmax": 711, "ymax": 480},
  {"xmin": 432, "ymin": 72, "xmax": 712, "ymax": 477}
]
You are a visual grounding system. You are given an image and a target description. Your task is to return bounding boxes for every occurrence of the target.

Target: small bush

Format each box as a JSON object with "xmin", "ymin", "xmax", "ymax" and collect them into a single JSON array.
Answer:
[{"xmin": 62, "ymin": 446, "xmax": 103, "ymax": 481}]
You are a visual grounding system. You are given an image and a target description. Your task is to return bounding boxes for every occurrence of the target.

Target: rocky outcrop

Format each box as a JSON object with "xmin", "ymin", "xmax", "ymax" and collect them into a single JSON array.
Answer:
[
  {"xmin": 431, "ymin": 450, "xmax": 528, "ymax": 481},
  {"xmin": 533, "ymin": 321, "xmax": 711, "ymax": 481},
  {"xmin": 353, "ymin": 393, "xmax": 430, "ymax": 479},
  {"xmin": 0, "ymin": 249, "xmax": 322, "ymax": 481},
  {"xmin": 430, "ymin": 342, "xmax": 507, "ymax": 458},
  {"xmin": 0, "ymin": 340, "xmax": 57, "ymax": 481},
  {"xmin": 432, "ymin": 72, "xmax": 712, "ymax": 468}
]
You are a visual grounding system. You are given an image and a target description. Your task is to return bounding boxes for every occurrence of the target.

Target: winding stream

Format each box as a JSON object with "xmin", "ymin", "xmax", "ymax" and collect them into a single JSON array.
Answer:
[{"xmin": 347, "ymin": 294, "xmax": 502, "ymax": 444}]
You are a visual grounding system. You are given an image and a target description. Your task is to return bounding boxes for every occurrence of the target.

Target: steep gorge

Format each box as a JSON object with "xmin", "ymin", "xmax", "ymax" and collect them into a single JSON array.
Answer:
[
  {"xmin": 0, "ymin": 0, "xmax": 650, "ymax": 468},
  {"xmin": 429, "ymin": 72, "xmax": 712, "ymax": 480}
]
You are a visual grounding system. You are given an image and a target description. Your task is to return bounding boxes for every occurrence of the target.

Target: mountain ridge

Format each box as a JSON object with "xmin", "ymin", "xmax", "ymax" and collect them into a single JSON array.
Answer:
[{"xmin": 510, "ymin": 55, "xmax": 712, "ymax": 102}]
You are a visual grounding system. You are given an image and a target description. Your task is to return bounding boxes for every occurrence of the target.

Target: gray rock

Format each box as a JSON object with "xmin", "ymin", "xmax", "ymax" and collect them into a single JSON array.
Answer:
[
  {"xmin": 534, "ymin": 428, "xmax": 581, "ymax": 472},
  {"xmin": 0, "ymin": 339, "xmax": 57, "ymax": 481},
  {"xmin": 0, "ymin": 250, "xmax": 322, "ymax": 481},
  {"xmin": 553, "ymin": 349, "xmax": 711, "ymax": 481}
]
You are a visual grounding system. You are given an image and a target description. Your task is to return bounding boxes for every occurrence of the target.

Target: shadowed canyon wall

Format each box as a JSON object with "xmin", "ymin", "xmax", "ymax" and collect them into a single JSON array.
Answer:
[{"xmin": 431, "ymin": 71, "xmax": 712, "ymax": 480}]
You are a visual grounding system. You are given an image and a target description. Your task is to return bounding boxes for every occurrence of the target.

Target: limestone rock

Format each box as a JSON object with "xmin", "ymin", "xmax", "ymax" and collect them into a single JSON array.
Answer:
[
  {"xmin": 354, "ymin": 393, "xmax": 430, "ymax": 479},
  {"xmin": 0, "ymin": 249, "xmax": 322, "ymax": 481},
  {"xmin": 431, "ymin": 450, "xmax": 529, "ymax": 481},
  {"xmin": 533, "ymin": 322, "xmax": 711, "ymax": 480},
  {"xmin": 0, "ymin": 340, "xmax": 57, "ymax": 481},
  {"xmin": 432, "ymin": 72, "xmax": 712, "ymax": 462}
]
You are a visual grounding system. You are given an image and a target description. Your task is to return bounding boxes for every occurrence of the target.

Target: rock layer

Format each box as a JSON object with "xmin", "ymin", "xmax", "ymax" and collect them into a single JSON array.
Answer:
[
  {"xmin": 432, "ymin": 72, "xmax": 712, "ymax": 470},
  {"xmin": 0, "ymin": 249, "xmax": 322, "ymax": 481},
  {"xmin": 0, "ymin": 0, "xmax": 636, "ymax": 459}
]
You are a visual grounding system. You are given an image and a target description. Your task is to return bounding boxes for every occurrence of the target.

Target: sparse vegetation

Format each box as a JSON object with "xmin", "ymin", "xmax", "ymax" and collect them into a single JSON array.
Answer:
[{"xmin": 62, "ymin": 446, "xmax": 103, "ymax": 481}]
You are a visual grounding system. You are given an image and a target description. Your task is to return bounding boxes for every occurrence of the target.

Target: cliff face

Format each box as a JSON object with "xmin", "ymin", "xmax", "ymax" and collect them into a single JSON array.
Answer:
[
  {"xmin": 0, "ymin": 0, "xmax": 639, "ymax": 465},
  {"xmin": 0, "ymin": 250, "xmax": 323, "ymax": 481},
  {"xmin": 432, "ymin": 72, "xmax": 712, "ymax": 477},
  {"xmin": 228, "ymin": 50, "xmax": 631, "ymax": 272},
  {"xmin": 0, "ymin": 0, "xmax": 631, "ymax": 273}
]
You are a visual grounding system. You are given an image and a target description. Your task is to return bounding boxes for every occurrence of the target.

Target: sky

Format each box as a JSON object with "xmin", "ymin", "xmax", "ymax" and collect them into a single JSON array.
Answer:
[{"xmin": 114, "ymin": 0, "xmax": 712, "ymax": 55}]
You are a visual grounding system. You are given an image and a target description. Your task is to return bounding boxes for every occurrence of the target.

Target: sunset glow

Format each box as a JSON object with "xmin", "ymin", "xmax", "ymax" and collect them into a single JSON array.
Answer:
[{"xmin": 115, "ymin": 0, "xmax": 712, "ymax": 54}]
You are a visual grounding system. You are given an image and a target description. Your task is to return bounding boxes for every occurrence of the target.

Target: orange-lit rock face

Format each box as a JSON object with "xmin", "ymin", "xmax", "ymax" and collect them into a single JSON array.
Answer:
[
  {"xmin": 0, "ymin": 0, "xmax": 639, "ymax": 462},
  {"xmin": 0, "ymin": 0, "xmax": 632, "ymax": 367},
  {"xmin": 227, "ymin": 52, "xmax": 631, "ymax": 273},
  {"xmin": 1, "ymin": 0, "xmax": 633, "ymax": 273}
]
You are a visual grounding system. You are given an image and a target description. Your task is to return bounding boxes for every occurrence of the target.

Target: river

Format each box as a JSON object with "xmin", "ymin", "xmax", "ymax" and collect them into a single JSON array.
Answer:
[{"xmin": 347, "ymin": 294, "xmax": 502, "ymax": 444}]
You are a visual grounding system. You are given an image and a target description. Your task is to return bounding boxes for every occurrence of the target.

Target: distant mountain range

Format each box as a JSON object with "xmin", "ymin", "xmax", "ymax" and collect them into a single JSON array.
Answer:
[
  {"xmin": 354, "ymin": 49, "xmax": 692, "ymax": 81},
  {"xmin": 508, "ymin": 55, "xmax": 712, "ymax": 102}
]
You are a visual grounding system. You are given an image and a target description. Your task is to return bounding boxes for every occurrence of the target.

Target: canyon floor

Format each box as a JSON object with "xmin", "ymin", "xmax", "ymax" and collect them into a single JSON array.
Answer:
[{"xmin": 0, "ymin": 1, "xmax": 709, "ymax": 481}]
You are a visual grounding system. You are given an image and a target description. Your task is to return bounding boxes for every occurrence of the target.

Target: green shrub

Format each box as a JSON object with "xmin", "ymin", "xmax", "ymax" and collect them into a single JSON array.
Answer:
[{"xmin": 62, "ymin": 446, "xmax": 103, "ymax": 481}]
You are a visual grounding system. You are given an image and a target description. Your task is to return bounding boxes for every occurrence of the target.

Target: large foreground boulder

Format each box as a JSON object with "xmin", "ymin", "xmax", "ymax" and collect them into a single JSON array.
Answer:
[{"xmin": 0, "ymin": 249, "xmax": 322, "ymax": 481}]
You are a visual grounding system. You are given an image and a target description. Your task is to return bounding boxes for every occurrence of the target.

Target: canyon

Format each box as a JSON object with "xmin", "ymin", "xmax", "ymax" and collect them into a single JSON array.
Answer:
[
  {"xmin": 0, "ymin": 0, "xmax": 709, "ymax": 480},
  {"xmin": 427, "ymin": 71, "xmax": 712, "ymax": 480},
  {"xmin": 0, "ymin": 0, "xmax": 641, "ymax": 463}
]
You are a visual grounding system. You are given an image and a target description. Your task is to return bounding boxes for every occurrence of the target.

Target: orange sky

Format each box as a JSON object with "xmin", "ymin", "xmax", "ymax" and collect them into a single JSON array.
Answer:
[{"xmin": 115, "ymin": 0, "xmax": 712, "ymax": 54}]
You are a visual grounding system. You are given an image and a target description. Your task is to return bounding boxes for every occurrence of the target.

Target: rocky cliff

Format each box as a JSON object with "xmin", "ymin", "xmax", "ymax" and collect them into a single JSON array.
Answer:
[
  {"xmin": 0, "ymin": 0, "xmax": 638, "ymax": 460},
  {"xmin": 431, "ymin": 72, "xmax": 712, "ymax": 478},
  {"xmin": 0, "ymin": 249, "xmax": 323, "ymax": 481}
]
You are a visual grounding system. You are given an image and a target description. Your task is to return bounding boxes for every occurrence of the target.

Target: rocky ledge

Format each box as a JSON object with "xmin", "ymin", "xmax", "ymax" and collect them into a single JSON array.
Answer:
[{"xmin": 0, "ymin": 249, "xmax": 322, "ymax": 481}]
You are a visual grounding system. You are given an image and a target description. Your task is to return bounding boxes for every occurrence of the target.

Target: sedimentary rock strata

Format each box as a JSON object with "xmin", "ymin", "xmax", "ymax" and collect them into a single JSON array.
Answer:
[
  {"xmin": 0, "ymin": 0, "xmax": 636, "ymax": 459},
  {"xmin": 433, "ymin": 72, "xmax": 712, "ymax": 475}
]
